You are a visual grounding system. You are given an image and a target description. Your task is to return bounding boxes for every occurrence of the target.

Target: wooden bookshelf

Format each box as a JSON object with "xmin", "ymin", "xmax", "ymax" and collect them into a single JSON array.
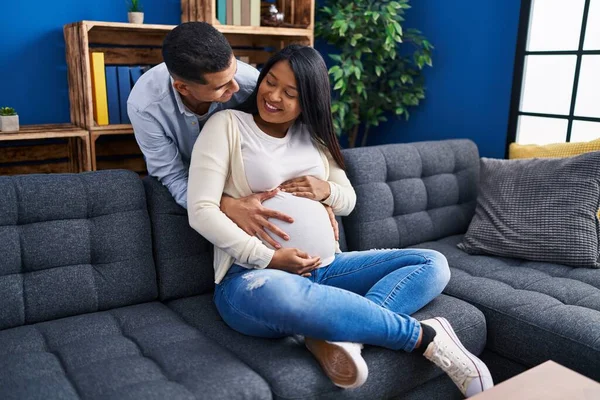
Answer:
[
  {"xmin": 182, "ymin": 0, "xmax": 315, "ymax": 44},
  {"xmin": 63, "ymin": 2, "xmax": 314, "ymax": 171},
  {"xmin": 0, "ymin": 124, "xmax": 91, "ymax": 175}
]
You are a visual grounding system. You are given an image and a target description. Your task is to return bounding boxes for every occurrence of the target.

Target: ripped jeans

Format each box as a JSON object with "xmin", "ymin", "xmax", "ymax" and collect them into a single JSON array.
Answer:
[{"xmin": 213, "ymin": 249, "xmax": 450, "ymax": 351}]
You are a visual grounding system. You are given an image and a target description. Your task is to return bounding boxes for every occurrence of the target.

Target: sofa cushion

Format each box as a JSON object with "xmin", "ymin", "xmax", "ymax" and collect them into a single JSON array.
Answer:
[
  {"xmin": 341, "ymin": 139, "xmax": 479, "ymax": 252},
  {"xmin": 509, "ymin": 138, "xmax": 600, "ymax": 159},
  {"xmin": 414, "ymin": 235, "xmax": 600, "ymax": 380},
  {"xmin": 168, "ymin": 293, "xmax": 486, "ymax": 400},
  {"xmin": 0, "ymin": 302, "xmax": 271, "ymax": 400},
  {"xmin": 457, "ymin": 153, "xmax": 600, "ymax": 268},
  {"xmin": 143, "ymin": 177, "xmax": 214, "ymax": 301},
  {"xmin": 0, "ymin": 171, "xmax": 157, "ymax": 330}
]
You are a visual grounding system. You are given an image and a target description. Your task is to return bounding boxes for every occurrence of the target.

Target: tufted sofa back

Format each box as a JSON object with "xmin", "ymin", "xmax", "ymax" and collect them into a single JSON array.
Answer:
[
  {"xmin": 341, "ymin": 139, "xmax": 480, "ymax": 251},
  {"xmin": 0, "ymin": 171, "xmax": 157, "ymax": 330},
  {"xmin": 143, "ymin": 177, "xmax": 215, "ymax": 301}
]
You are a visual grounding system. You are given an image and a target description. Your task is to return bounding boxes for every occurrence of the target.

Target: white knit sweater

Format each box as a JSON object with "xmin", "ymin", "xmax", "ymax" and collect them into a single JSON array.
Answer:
[{"xmin": 187, "ymin": 110, "xmax": 357, "ymax": 283}]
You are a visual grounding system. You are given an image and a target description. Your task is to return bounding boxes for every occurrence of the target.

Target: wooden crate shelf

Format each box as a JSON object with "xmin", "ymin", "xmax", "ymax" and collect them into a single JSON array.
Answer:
[
  {"xmin": 0, "ymin": 124, "xmax": 91, "ymax": 175},
  {"xmin": 64, "ymin": 19, "xmax": 313, "ymax": 132},
  {"xmin": 89, "ymin": 127, "xmax": 140, "ymax": 172},
  {"xmin": 182, "ymin": 0, "xmax": 314, "ymax": 41},
  {"xmin": 63, "ymin": 1, "xmax": 314, "ymax": 174}
]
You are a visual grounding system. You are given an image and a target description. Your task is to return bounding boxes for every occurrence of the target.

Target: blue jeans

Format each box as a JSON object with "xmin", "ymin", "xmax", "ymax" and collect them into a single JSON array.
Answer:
[{"xmin": 214, "ymin": 249, "xmax": 450, "ymax": 352}]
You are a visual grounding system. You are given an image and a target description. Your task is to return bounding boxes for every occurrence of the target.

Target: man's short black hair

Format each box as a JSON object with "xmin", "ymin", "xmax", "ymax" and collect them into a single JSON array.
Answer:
[{"xmin": 162, "ymin": 22, "xmax": 233, "ymax": 84}]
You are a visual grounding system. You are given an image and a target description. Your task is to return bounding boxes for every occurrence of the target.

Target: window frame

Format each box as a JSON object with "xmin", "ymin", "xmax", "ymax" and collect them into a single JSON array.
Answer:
[{"xmin": 505, "ymin": 0, "xmax": 599, "ymax": 157}]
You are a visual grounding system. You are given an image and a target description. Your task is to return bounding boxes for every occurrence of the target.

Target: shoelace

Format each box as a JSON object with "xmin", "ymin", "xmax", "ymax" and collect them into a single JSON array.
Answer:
[{"xmin": 431, "ymin": 344, "xmax": 473, "ymax": 389}]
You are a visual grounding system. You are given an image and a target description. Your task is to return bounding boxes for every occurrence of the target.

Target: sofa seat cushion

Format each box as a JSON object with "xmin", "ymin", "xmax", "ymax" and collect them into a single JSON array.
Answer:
[
  {"xmin": 414, "ymin": 235, "xmax": 600, "ymax": 380},
  {"xmin": 0, "ymin": 302, "xmax": 271, "ymax": 400},
  {"xmin": 168, "ymin": 293, "xmax": 486, "ymax": 400}
]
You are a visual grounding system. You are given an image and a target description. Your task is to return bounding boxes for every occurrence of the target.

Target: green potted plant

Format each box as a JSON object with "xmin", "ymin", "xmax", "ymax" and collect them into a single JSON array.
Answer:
[
  {"xmin": 0, "ymin": 107, "xmax": 19, "ymax": 133},
  {"xmin": 127, "ymin": 0, "xmax": 144, "ymax": 24},
  {"xmin": 316, "ymin": 0, "xmax": 433, "ymax": 147}
]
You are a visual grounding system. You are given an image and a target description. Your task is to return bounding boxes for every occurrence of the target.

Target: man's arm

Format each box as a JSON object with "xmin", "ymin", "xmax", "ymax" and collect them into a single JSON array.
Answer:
[
  {"xmin": 128, "ymin": 105, "xmax": 189, "ymax": 208},
  {"xmin": 128, "ymin": 105, "xmax": 292, "ymax": 244}
]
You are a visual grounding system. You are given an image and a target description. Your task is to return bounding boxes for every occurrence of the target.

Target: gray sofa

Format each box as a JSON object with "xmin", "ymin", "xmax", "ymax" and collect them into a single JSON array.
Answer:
[{"xmin": 1, "ymin": 139, "xmax": 598, "ymax": 399}]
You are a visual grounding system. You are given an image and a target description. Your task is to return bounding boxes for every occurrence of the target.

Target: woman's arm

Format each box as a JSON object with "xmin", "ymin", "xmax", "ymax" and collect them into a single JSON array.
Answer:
[
  {"xmin": 321, "ymin": 149, "xmax": 357, "ymax": 216},
  {"xmin": 187, "ymin": 111, "xmax": 275, "ymax": 268}
]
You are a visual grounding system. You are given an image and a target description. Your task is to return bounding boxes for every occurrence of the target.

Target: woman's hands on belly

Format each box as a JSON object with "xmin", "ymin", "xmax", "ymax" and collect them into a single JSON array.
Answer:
[
  {"xmin": 279, "ymin": 175, "xmax": 331, "ymax": 201},
  {"xmin": 262, "ymin": 192, "xmax": 336, "ymax": 267},
  {"xmin": 267, "ymin": 248, "xmax": 322, "ymax": 277}
]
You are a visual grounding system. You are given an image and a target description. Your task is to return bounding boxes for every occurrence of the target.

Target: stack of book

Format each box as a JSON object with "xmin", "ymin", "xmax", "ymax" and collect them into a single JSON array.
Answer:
[
  {"xmin": 217, "ymin": 0, "xmax": 261, "ymax": 26},
  {"xmin": 90, "ymin": 52, "xmax": 151, "ymax": 126}
]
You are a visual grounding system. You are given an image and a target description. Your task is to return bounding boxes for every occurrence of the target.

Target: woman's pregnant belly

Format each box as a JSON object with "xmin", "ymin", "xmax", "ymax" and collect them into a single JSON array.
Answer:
[{"xmin": 262, "ymin": 192, "xmax": 336, "ymax": 267}]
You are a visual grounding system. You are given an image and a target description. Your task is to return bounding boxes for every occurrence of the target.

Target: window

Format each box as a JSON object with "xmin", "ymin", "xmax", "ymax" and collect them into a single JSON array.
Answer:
[{"xmin": 507, "ymin": 0, "xmax": 600, "ymax": 151}]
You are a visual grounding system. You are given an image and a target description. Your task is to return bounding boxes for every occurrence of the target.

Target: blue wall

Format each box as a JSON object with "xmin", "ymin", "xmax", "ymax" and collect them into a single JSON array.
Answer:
[
  {"xmin": 330, "ymin": 0, "xmax": 522, "ymax": 158},
  {"xmin": 0, "ymin": 1, "xmax": 181, "ymax": 125},
  {"xmin": 1, "ymin": 0, "xmax": 520, "ymax": 158}
]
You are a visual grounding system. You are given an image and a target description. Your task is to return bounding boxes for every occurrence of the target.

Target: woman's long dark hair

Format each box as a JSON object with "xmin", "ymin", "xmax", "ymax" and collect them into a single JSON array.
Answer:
[{"xmin": 237, "ymin": 45, "xmax": 345, "ymax": 169}]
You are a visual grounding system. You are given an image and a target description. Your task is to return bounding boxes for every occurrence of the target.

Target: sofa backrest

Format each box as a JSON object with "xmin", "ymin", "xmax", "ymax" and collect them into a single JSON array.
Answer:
[
  {"xmin": 341, "ymin": 139, "xmax": 479, "ymax": 251},
  {"xmin": 0, "ymin": 171, "xmax": 157, "ymax": 330},
  {"xmin": 143, "ymin": 177, "xmax": 214, "ymax": 301}
]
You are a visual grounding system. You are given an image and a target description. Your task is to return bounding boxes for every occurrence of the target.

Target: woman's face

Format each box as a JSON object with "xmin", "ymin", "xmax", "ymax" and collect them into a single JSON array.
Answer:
[{"xmin": 256, "ymin": 60, "xmax": 301, "ymax": 125}]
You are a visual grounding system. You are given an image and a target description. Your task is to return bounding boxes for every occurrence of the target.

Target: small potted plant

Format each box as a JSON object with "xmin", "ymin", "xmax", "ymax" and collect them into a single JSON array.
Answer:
[
  {"xmin": 127, "ymin": 0, "xmax": 144, "ymax": 24},
  {"xmin": 0, "ymin": 107, "xmax": 19, "ymax": 133}
]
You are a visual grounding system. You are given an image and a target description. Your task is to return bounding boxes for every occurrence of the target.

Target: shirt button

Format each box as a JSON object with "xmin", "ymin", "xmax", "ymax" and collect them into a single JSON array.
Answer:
[{"xmin": 191, "ymin": 121, "xmax": 197, "ymax": 125}]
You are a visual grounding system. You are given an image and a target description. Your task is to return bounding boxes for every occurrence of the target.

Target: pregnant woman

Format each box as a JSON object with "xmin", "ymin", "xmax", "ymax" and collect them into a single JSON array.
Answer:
[{"xmin": 187, "ymin": 45, "xmax": 492, "ymax": 396}]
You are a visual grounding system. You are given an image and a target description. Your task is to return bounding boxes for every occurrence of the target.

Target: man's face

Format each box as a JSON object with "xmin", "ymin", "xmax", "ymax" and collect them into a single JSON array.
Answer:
[{"xmin": 174, "ymin": 56, "xmax": 240, "ymax": 104}]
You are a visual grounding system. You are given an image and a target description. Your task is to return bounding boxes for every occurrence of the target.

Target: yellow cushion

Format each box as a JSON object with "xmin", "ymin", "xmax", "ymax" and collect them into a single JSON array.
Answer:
[{"xmin": 509, "ymin": 138, "xmax": 600, "ymax": 159}]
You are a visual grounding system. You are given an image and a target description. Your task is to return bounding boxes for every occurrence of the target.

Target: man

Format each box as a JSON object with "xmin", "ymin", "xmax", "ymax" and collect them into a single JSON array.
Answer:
[{"xmin": 128, "ymin": 22, "xmax": 338, "ymax": 247}]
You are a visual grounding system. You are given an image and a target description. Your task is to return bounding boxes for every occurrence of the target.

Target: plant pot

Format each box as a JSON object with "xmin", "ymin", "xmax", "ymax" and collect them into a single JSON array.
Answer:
[
  {"xmin": 0, "ymin": 115, "xmax": 19, "ymax": 133},
  {"xmin": 128, "ymin": 12, "xmax": 144, "ymax": 24}
]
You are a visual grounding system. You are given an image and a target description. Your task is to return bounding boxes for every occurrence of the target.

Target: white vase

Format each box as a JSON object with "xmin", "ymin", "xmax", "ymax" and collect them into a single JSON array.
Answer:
[
  {"xmin": 128, "ymin": 12, "xmax": 144, "ymax": 24},
  {"xmin": 0, "ymin": 115, "xmax": 19, "ymax": 133}
]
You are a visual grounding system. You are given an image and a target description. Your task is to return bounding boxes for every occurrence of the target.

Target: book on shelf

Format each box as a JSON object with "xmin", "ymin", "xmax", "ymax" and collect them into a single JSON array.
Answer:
[
  {"xmin": 130, "ymin": 66, "xmax": 144, "ymax": 85},
  {"xmin": 105, "ymin": 66, "xmax": 121, "ymax": 125},
  {"xmin": 233, "ymin": 0, "xmax": 241, "ymax": 25},
  {"xmin": 226, "ymin": 0, "xmax": 234, "ymax": 24},
  {"xmin": 217, "ymin": 0, "xmax": 227, "ymax": 24},
  {"xmin": 117, "ymin": 66, "xmax": 132, "ymax": 124},
  {"xmin": 90, "ymin": 52, "xmax": 109, "ymax": 126},
  {"xmin": 251, "ymin": 0, "xmax": 261, "ymax": 26},
  {"xmin": 241, "ymin": 0, "xmax": 251, "ymax": 26},
  {"xmin": 101, "ymin": 63, "xmax": 151, "ymax": 125}
]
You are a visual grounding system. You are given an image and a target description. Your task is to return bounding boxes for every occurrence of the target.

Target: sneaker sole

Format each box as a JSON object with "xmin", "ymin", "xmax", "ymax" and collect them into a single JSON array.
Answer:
[
  {"xmin": 305, "ymin": 338, "xmax": 367, "ymax": 389},
  {"xmin": 432, "ymin": 317, "xmax": 494, "ymax": 396}
]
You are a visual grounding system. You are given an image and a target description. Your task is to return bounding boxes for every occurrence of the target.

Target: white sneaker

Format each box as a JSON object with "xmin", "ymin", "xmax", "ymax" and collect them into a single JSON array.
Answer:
[
  {"xmin": 421, "ymin": 317, "xmax": 494, "ymax": 397},
  {"xmin": 305, "ymin": 338, "xmax": 368, "ymax": 389}
]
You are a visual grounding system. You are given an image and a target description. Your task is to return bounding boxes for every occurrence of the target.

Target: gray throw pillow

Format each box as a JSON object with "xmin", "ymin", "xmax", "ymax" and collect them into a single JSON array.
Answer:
[{"xmin": 458, "ymin": 151, "xmax": 600, "ymax": 268}]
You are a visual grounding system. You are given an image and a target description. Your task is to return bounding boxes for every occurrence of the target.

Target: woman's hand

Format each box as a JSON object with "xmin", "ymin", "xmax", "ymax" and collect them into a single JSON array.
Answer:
[
  {"xmin": 268, "ymin": 248, "xmax": 321, "ymax": 277},
  {"xmin": 279, "ymin": 176, "xmax": 331, "ymax": 201},
  {"xmin": 220, "ymin": 191, "xmax": 293, "ymax": 249}
]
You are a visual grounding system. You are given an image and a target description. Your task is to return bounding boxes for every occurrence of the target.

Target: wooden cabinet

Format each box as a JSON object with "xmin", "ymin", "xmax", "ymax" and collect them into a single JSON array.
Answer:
[
  {"xmin": 63, "ymin": 0, "xmax": 314, "ymax": 172},
  {"xmin": 0, "ymin": 124, "xmax": 91, "ymax": 175}
]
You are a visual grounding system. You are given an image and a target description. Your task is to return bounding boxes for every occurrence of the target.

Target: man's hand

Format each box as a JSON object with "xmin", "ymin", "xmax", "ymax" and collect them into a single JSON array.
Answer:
[
  {"xmin": 324, "ymin": 205, "xmax": 339, "ymax": 241},
  {"xmin": 268, "ymin": 248, "xmax": 321, "ymax": 277},
  {"xmin": 220, "ymin": 190, "xmax": 293, "ymax": 249},
  {"xmin": 280, "ymin": 176, "xmax": 331, "ymax": 201}
]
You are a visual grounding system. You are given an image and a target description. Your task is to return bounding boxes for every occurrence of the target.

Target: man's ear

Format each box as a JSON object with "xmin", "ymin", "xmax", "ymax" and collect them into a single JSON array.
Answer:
[{"xmin": 172, "ymin": 80, "xmax": 189, "ymax": 96}]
